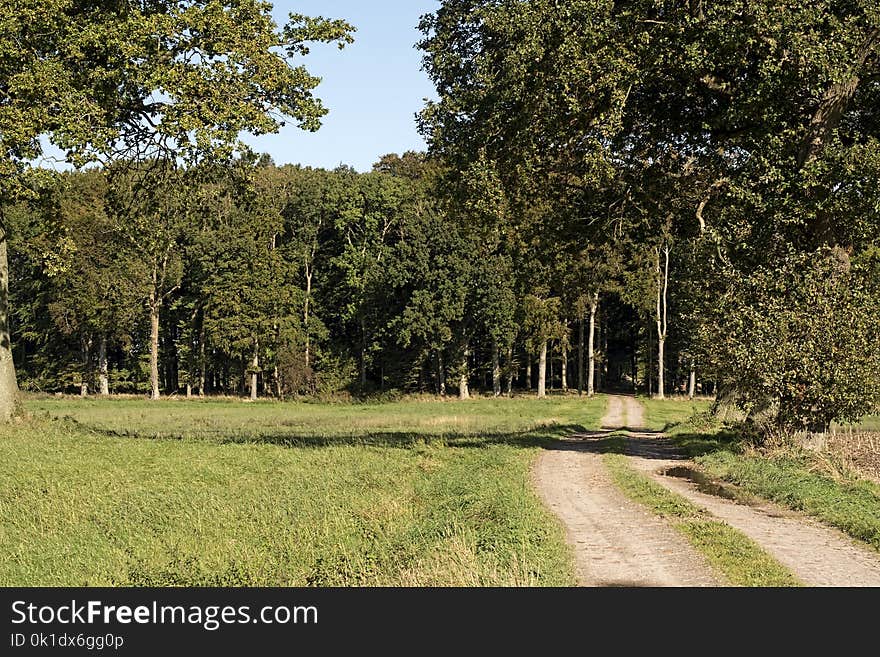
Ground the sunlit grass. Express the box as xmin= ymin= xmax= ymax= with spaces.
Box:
xmin=0 ymin=395 xmax=605 ymax=586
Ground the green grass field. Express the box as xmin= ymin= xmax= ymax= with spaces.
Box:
xmin=1 ymin=395 xmax=604 ymax=586
xmin=855 ymin=416 xmax=880 ymax=432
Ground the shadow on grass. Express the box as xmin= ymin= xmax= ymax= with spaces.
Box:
xmin=58 ymin=417 xmax=593 ymax=451
xmin=533 ymin=425 xmax=745 ymax=464
xmin=671 ymin=430 xmax=742 ymax=458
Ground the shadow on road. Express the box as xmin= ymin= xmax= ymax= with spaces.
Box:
xmin=543 ymin=427 xmax=690 ymax=462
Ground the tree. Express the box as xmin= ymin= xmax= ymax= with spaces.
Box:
xmin=0 ymin=0 xmax=354 ymax=414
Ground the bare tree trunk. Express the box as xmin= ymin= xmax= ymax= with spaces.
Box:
xmin=459 ymin=344 xmax=470 ymax=400
xmin=149 ymin=299 xmax=160 ymax=400
xmin=602 ymin=307 xmax=608 ymax=390
xmin=578 ymin=316 xmax=585 ymax=396
xmin=360 ymin=318 xmax=367 ymax=391
xmin=186 ymin=383 xmax=192 ymax=399
xmin=655 ymin=244 xmax=670 ymax=400
xmin=537 ymin=341 xmax=547 ymax=398
xmin=98 ymin=335 xmax=109 ymax=395
xmin=657 ymin=338 xmax=666 ymax=400
xmin=80 ymin=335 xmax=91 ymax=397
xmin=304 ymin=259 xmax=312 ymax=370
xmin=0 ymin=236 xmax=19 ymax=420
xmin=588 ymin=293 xmax=598 ymax=397
xmin=526 ymin=356 xmax=532 ymax=392
xmin=688 ymin=361 xmax=697 ymax=400
xmin=198 ymin=322 xmax=206 ymax=397
xmin=250 ymin=341 xmax=259 ymax=401
xmin=492 ymin=341 xmax=501 ymax=397
xmin=505 ymin=346 xmax=514 ymax=397
xmin=560 ymin=321 xmax=570 ymax=392
xmin=438 ymin=351 xmax=446 ymax=397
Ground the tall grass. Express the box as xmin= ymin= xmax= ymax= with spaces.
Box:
xmin=0 ymin=396 xmax=605 ymax=586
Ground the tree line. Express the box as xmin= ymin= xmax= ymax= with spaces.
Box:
xmin=10 ymin=152 xmax=692 ymax=402
xmin=415 ymin=0 xmax=880 ymax=434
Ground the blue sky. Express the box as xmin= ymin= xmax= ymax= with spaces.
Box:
xmin=242 ymin=1 xmax=440 ymax=172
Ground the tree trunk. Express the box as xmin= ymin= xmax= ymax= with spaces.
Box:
xmin=0 ymin=237 xmax=18 ymax=420
xmin=304 ymin=259 xmax=312 ymax=370
xmin=492 ymin=342 xmax=501 ymax=397
xmin=588 ymin=293 xmax=598 ymax=397
xmin=149 ymin=298 xmax=160 ymax=400
xmin=80 ymin=336 xmax=91 ymax=397
xmin=578 ymin=316 xmax=585 ymax=396
xmin=459 ymin=344 xmax=470 ymax=400
xmin=602 ymin=307 xmax=608 ymax=390
xmin=186 ymin=383 xmax=192 ymax=399
xmin=505 ymin=346 xmax=514 ymax=397
xmin=797 ymin=28 xmax=880 ymax=171
xmin=98 ymin=335 xmax=109 ymax=395
xmin=657 ymin=338 xmax=666 ymax=400
xmin=561 ymin=343 xmax=568 ymax=392
xmin=250 ymin=342 xmax=259 ymax=401
xmin=537 ymin=341 xmax=547 ymax=398
xmin=655 ymin=244 xmax=670 ymax=400
xmin=438 ymin=351 xmax=446 ymax=397
xmin=198 ymin=324 xmax=206 ymax=397
xmin=688 ymin=361 xmax=697 ymax=400
xmin=526 ymin=356 xmax=532 ymax=392
xmin=360 ymin=318 xmax=367 ymax=391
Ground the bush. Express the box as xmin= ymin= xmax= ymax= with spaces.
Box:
xmin=705 ymin=249 xmax=880 ymax=433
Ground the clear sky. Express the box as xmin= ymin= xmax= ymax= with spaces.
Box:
xmin=242 ymin=1 xmax=441 ymax=172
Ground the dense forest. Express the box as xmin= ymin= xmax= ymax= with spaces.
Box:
xmin=9 ymin=152 xmax=674 ymax=402
xmin=3 ymin=1 xmax=880 ymax=437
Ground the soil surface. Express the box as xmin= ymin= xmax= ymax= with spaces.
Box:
xmin=535 ymin=394 xmax=880 ymax=587
xmin=533 ymin=396 xmax=719 ymax=586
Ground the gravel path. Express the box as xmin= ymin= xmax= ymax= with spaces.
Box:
xmin=627 ymin=443 xmax=880 ymax=587
xmin=532 ymin=396 xmax=719 ymax=586
xmin=535 ymin=394 xmax=880 ymax=587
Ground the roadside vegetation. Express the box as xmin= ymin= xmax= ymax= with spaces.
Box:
xmin=0 ymin=396 xmax=604 ymax=587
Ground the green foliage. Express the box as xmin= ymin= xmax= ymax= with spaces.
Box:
xmin=703 ymin=250 xmax=880 ymax=432
xmin=420 ymin=0 xmax=880 ymax=428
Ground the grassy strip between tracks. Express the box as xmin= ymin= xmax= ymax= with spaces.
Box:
xmin=600 ymin=436 xmax=800 ymax=587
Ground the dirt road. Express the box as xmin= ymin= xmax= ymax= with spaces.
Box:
xmin=533 ymin=397 xmax=719 ymax=586
xmin=537 ymin=393 xmax=880 ymax=587
xmin=600 ymin=394 xmax=646 ymax=431
xmin=626 ymin=439 xmax=880 ymax=587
